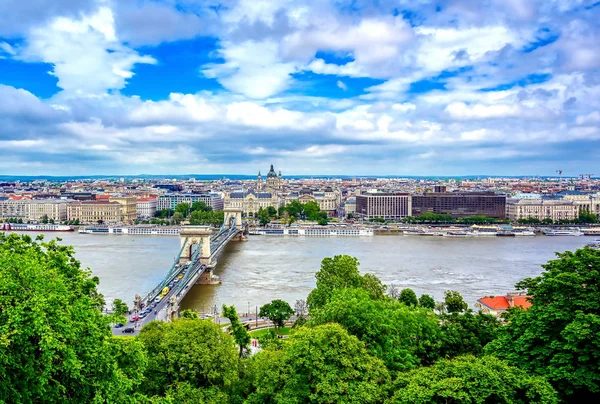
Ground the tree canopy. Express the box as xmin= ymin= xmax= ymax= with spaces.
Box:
xmin=259 ymin=299 xmax=294 ymax=328
xmin=0 ymin=233 xmax=145 ymax=403
xmin=246 ymin=324 xmax=390 ymax=404
xmin=487 ymin=247 xmax=600 ymax=400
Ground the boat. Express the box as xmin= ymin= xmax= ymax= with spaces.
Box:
xmin=497 ymin=230 xmax=516 ymax=237
xmin=249 ymin=225 xmax=373 ymax=237
xmin=582 ymin=228 xmax=600 ymax=236
xmin=1 ymin=223 xmax=74 ymax=232
xmin=79 ymin=226 xmax=180 ymax=236
xmin=541 ymin=228 xmax=583 ymax=236
xmin=586 ymin=239 xmax=600 ymax=249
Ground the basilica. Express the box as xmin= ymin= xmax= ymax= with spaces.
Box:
xmin=257 ymin=164 xmax=282 ymax=192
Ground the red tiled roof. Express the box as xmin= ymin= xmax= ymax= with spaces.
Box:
xmin=478 ymin=296 xmax=509 ymax=310
xmin=513 ymin=296 xmax=532 ymax=309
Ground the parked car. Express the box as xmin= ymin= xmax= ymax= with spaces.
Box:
xmin=122 ymin=327 xmax=135 ymax=333
xmin=114 ymin=323 xmax=124 ymax=328
xmin=129 ymin=316 xmax=139 ymax=322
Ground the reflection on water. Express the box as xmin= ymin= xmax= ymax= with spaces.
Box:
xmin=8 ymin=231 xmax=594 ymax=312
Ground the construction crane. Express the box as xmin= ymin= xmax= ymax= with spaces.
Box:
xmin=556 ymin=170 xmax=563 ymax=182
xmin=579 ymin=174 xmax=594 ymax=180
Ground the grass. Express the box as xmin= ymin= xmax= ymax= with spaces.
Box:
xmin=249 ymin=326 xmax=291 ymax=338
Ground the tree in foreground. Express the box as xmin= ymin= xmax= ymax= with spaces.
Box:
xmin=0 ymin=233 xmax=145 ymax=403
xmin=112 ymin=297 xmax=129 ymax=316
xmin=247 ymin=324 xmax=390 ymax=404
xmin=259 ymin=299 xmax=294 ymax=328
xmin=310 ymin=288 xmax=441 ymax=372
xmin=444 ymin=290 xmax=469 ymax=313
xmin=487 ymin=248 xmax=600 ymax=400
xmin=223 ymin=304 xmax=251 ymax=357
xmin=388 ymin=355 xmax=558 ymax=403
xmin=399 ymin=288 xmax=418 ymax=307
xmin=418 ymin=294 xmax=435 ymax=310
xmin=439 ymin=310 xmax=500 ymax=358
xmin=137 ymin=318 xmax=238 ymax=398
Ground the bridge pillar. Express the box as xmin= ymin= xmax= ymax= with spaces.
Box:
xmin=224 ymin=207 xmax=243 ymax=229
xmin=179 ymin=226 xmax=212 ymax=265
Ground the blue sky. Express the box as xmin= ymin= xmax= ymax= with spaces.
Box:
xmin=0 ymin=0 xmax=599 ymax=176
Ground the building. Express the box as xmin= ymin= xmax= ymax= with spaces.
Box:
xmin=506 ymin=199 xmax=579 ymax=221
xmin=257 ymin=164 xmax=282 ymax=192
xmin=109 ymin=196 xmax=137 ymax=223
xmin=137 ymin=197 xmax=157 ymax=218
xmin=224 ymin=190 xmax=279 ymax=217
xmin=0 ymin=198 xmax=27 ymax=219
xmin=284 ymin=187 xmax=342 ymax=216
xmin=356 ymin=193 xmax=411 ymax=220
xmin=345 ymin=197 xmax=356 ymax=218
xmin=25 ymin=199 xmax=69 ymax=222
xmin=412 ymin=192 xmax=506 ymax=218
xmin=157 ymin=193 xmax=224 ymax=211
xmin=475 ymin=292 xmax=532 ymax=317
xmin=67 ymin=201 xmax=122 ymax=224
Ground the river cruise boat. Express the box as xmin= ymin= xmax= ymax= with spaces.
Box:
xmin=582 ymin=228 xmax=600 ymax=236
xmin=1 ymin=223 xmax=74 ymax=232
xmin=250 ymin=225 xmax=373 ymax=237
xmin=79 ymin=226 xmax=180 ymax=236
xmin=541 ymin=227 xmax=583 ymax=236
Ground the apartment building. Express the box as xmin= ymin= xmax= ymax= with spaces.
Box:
xmin=136 ymin=197 xmax=157 ymax=218
xmin=412 ymin=192 xmax=507 ymax=218
xmin=67 ymin=201 xmax=122 ymax=224
xmin=109 ymin=196 xmax=138 ymax=223
xmin=157 ymin=193 xmax=224 ymax=211
xmin=506 ymin=199 xmax=579 ymax=221
xmin=356 ymin=193 xmax=411 ymax=219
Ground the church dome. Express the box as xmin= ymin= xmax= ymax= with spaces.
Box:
xmin=267 ymin=164 xmax=277 ymax=178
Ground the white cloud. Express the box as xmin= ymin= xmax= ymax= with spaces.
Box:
xmin=336 ymin=80 xmax=347 ymax=91
xmin=576 ymin=111 xmax=600 ymax=125
xmin=20 ymin=6 xmax=155 ymax=95
xmin=0 ymin=41 xmax=16 ymax=56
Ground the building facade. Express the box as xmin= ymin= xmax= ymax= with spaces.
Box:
xmin=412 ymin=192 xmax=507 ymax=218
xmin=25 ymin=199 xmax=68 ymax=222
xmin=109 ymin=196 xmax=138 ymax=223
xmin=67 ymin=201 xmax=122 ymax=224
xmin=157 ymin=193 xmax=224 ymax=211
xmin=506 ymin=199 xmax=579 ymax=221
xmin=356 ymin=193 xmax=411 ymax=219
xmin=136 ymin=197 xmax=157 ymax=218
xmin=284 ymin=188 xmax=341 ymax=216
xmin=0 ymin=198 xmax=28 ymax=219
xmin=224 ymin=190 xmax=279 ymax=217
xmin=257 ymin=164 xmax=282 ymax=192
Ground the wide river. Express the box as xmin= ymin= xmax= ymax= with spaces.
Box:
xmin=8 ymin=231 xmax=596 ymax=313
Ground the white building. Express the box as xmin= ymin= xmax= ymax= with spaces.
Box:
xmin=136 ymin=197 xmax=157 ymax=218
xmin=0 ymin=198 xmax=69 ymax=222
xmin=157 ymin=193 xmax=224 ymax=211
xmin=224 ymin=190 xmax=280 ymax=217
xmin=284 ymin=188 xmax=341 ymax=215
xmin=506 ymin=199 xmax=579 ymax=221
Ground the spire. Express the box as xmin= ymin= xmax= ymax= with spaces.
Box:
xmin=278 ymin=170 xmax=282 ymax=177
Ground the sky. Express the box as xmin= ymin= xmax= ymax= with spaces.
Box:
xmin=0 ymin=0 xmax=599 ymax=176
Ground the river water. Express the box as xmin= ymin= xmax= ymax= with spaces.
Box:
xmin=7 ymin=231 xmax=596 ymax=313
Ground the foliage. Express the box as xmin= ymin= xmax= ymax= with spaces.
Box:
xmin=0 ymin=233 xmax=145 ymax=403
xmin=487 ymin=247 xmax=600 ymax=399
xmin=310 ymin=288 xmax=442 ymax=372
xmin=257 ymin=207 xmax=271 ymax=226
xmin=189 ymin=210 xmax=224 ymax=227
xmin=317 ymin=218 xmax=328 ymax=225
xmin=180 ymin=309 xmax=199 ymax=319
xmin=279 ymin=200 xmax=327 ymax=221
xmin=399 ymin=288 xmax=419 ymax=307
xmin=438 ymin=311 xmax=500 ymax=358
xmin=112 ymin=298 xmax=130 ymax=317
xmin=387 ymin=284 xmax=400 ymax=299
xmin=388 ymin=355 xmax=558 ymax=403
xmin=444 ymin=290 xmax=469 ymax=314
xmin=155 ymin=209 xmax=174 ymax=218
xmin=246 ymin=324 xmax=390 ymax=404
xmin=259 ymin=299 xmax=294 ymax=328
xmin=150 ymin=382 xmax=230 ymax=404
xmin=174 ymin=202 xmax=191 ymax=218
xmin=292 ymin=316 xmax=308 ymax=328
xmin=418 ymin=294 xmax=436 ymax=310
xmin=137 ymin=318 xmax=239 ymax=397
xmin=191 ymin=201 xmax=212 ymax=213
xmin=222 ymin=304 xmax=251 ymax=357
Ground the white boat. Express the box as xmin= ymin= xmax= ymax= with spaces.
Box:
xmin=79 ymin=226 xmax=180 ymax=236
xmin=542 ymin=228 xmax=583 ymax=236
xmin=250 ymin=226 xmax=373 ymax=237
xmin=2 ymin=223 xmax=74 ymax=232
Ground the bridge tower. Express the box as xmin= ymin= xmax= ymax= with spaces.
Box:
xmin=223 ymin=207 xmax=243 ymax=228
xmin=179 ymin=226 xmax=212 ymax=265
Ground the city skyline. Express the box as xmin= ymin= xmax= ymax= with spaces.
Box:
xmin=1 ymin=0 xmax=599 ymax=176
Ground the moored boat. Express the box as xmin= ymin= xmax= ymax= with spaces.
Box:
xmin=1 ymin=223 xmax=74 ymax=232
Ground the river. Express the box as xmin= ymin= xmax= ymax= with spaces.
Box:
xmin=6 ymin=231 xmax=595 ymax=313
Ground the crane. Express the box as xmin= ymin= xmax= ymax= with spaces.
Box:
xmin=556 ymin=170 xmax=562 ymax=182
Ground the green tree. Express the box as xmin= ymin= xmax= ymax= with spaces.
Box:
xmin=259 ymin=299 xmax=294 ymax=328
xmin=222 ymin=304 xmax=251 ymax=358
xmin=487 ymin=248 xmax=600 ymax=400
xmin=310 ymin=288 xmax=441 ymax=372
xmin=112 ymin=297 xmax=129 ymax=317
xmin=307 ymin=255 xmax=363 ymax=311
xmin=266 ymin=206 xmax=277 ymax=217
xmin=361 ymin=273 xmax=387 ymax=300
xmin=246 ymin=324 xmax=390 ymax=404
xmin=317 ymin=218 xmax=328 ymax=226
xmin=137 ymin=318 xmax=238 ymax=397
xmin=444 ymin=290 xmax=469 ymax=314
xmin=388 ymin=355 xmax=558 ymax=403
xmin=49 ymin=218 xmax=55 ymax=224
xmin=191 ymin=201 xmax=212 ymax=213
xmin=41 ymin=214 xmax=49 ymax=223
xmin=0 ymin=233 xmax=146 ymax=402
xmin=174 ymin=202 xmax=191 ymax=218
xmin=284 ymin=200 xmax=304 ymax=218
xmin=439 ymin=310 xmax=500 ymax=358
xmin=303 ymin=200 xmax=321 ymax=221
xmin=172 ymin=211 xmax=184 ymax=224
xmin=418 ymin=294 xmax=436 ymax=310
xmin=399 ymin=288 xmax=419 ymax=307
xmin=180 ymin=309 xmax=199 ymax=319
xmin=257 ymin=207 xmax=270 ymax=226
xmin=577 ymin=209 xmax=598 ymax=223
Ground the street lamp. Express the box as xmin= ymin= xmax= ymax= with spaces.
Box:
xmin=247 ymin=301 xmax=250 ymax=317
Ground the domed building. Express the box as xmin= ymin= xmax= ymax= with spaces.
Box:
xmin=257 ymin=164 xmax=282 ymax=192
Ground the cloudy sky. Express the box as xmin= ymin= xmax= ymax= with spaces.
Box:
xmin=1 ymin=0 xmax=599 ymax=176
